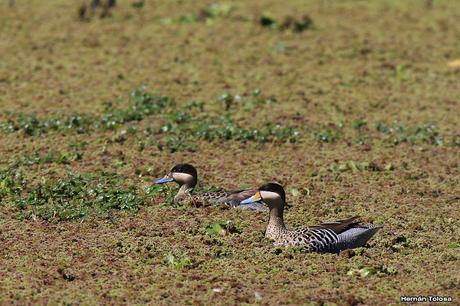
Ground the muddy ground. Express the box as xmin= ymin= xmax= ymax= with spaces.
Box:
xmin=0 ymin=0 xmax=459 ymax=305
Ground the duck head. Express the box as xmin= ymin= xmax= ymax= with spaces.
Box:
xmin=154 ymin=163 xmax=198 ymax=188
xmin=240 ymin=182 xmax=286 ymax=209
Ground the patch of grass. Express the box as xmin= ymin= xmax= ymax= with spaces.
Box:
xmin=131 ymin=1 xmax=144 ymax=10
xmin=0 ymin=169 xmax=27 ymax=199
xmin=0 ymin=114 xmax=92 ymax=136
xmin=200 ymin=3 xmax=232 ymax=20
xmin=395 ymin=64 xmax=409 ymax=79
xmin=315 ymin=127 xmax=341 ymax=143
xmin=2 ymin=87 xmax=454 ymax=150
xmin=354 ymin=135 xmax=370 ymax=145
xmin=1 ymin=87 xmax=298 ymax=149
xmin=329 ymin=160 xmax=388 ymax=173
xmin=68 ymin=139 xmax=88 ymax=150
xmin=259 ymin=13 xmax=314 ymax=32
xmin=162 ymin=3 xmax=232 ymax=25
xmin=1 ymin=171 xmax=147 ymax=222
xmin=12 ymin=150 xmax=83 ymax=167
xmin=218 ymin=89 xmax=275 ymax=111
xmin=205 ymin=220 xmax=240 ymax=236
xmin=156 ymin=136 xmax=196 ymax=153
xmin=185 ymin=117 xmax=300 ymax=143
xmin=144 ymin=184 xmax=176 ymax=206
xmin=453 ymin=136 xmax=460 ymax=147
xmin=376 ymin=122 xmax=444 ymax=146
xmin=166 ymin=253 xmax=195 ymax=270
xmin=153 ymin=108 xmax=300 ymax=148
xmin=347 ymin=265 xmax=397 ymax=278
xmin=100 ymin=86 xmax=175 ymax=130
xmin=352 ymin=119 xmax=367 ymax=130
xmin=0 ymin=86 xmax=173 ymax=135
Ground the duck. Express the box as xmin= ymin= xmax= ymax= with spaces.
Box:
xmin=154 ymin=163 xmax=267 ymax=211
xmin=240 ymin=182 xmax=381 ymax=253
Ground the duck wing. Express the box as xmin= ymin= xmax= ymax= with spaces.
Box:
xmin=311 ymin=216 xmax=362 ymax=234
xmin=284 ymin=216 xmax=381 ymax=253
xmin=334 ymin=223 xmax=382 ymax=251
xmin=219 ymin=189 xmax=257 ymax=202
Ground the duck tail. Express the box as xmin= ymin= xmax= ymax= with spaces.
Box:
xmin=335 ymin=223 xmax=382 ymax=251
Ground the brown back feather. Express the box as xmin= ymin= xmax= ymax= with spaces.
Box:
xmin=224 ymin=189 xmax=258 ymax=202
xmin=312 ymin=216 xmax=361 ymax=234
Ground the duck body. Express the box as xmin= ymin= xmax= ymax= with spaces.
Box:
xmin=155 ymin=163 xmax=267 ymax=211
xmin=241 ymin=183 xmax=381 ymax=253
xmin=266 ymin=215 xmax=381 ymax=253
xmin=178 ymin=187 xmax=267 ymax=211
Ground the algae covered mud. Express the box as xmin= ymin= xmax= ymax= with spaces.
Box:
xmin=0 ymin=0 xmax=459 ymax=304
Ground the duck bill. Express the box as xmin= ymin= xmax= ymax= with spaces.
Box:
xmin=154 ymin=176 xmax=174 ymax=184
xmin=240 ymin=192 xmax=262 ymax=205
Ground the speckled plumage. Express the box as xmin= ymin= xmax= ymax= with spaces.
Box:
xmin=180 ymin=189 xmax=267 ymax=211
xmin=154 ymin=163 xmax=267 ymax=211
xmin=241 ymin=183 xmax=381 ymax=253
xmin=267 ymin=216 xmax=381 ymax=253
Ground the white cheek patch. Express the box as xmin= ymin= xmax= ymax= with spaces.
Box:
xmin=260 ymin=191 xmax=281 ymax=202
xmin=172 ymin=172 xmax=194 ymax=184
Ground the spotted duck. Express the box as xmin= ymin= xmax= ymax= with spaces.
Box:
xmin=154 ymin=163 xmax=267 ymax=211
xmin=240 ymin=182 xmax=381 ymax=253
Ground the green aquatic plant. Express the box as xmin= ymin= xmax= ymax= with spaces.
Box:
xmin=217 ymin=89 xmax=274 ymax=111
xmin=315 ymin=128 xmax=340 ymax=143
xmin=328 ymin=161 xmax=390 ymax=173
xmin=201 ymin=3 xmax=232 ymax=19
xmin=376 ymin=122 xmax=444 ymax=145
xmin=187 ymin=117 xmax=299 ymax=143
xmin=144 ymin=184 xmax=175 ymax=206
xmin=0 ymin=86 xmax=173 ymax=135
xmin=157 ymin=136 xmax=196 ymax=153
xmin=12 ymin=150 xmax=83 ymax=167
xmin=0 ymin=113 xmax=92 ymax=135
xmin=205 ymin=220 xmax=240 ymax=236
xmin=99 ymin=86 xmax=175 ymax=129
xmin=260 ymin=13 xmax=314 ymax=32
xmin=2 ymin=87 xmax=453 ymax=153
xmin=260 ymin=13 xmax=277 ymax=28
xmin=279 ymin=15 xmax=314 ymax=33
xmin=163 ymin=3 xmax=232 ymax=25
xmin=166 ymin=253 xmax=194 ymax=270
xmin=0 ymin=169 xmax=27 ymax=199
xmin=153 ymin=109 xmax=300 ymax=150
xmin=2 ymin=171 xmax=146 ymax=222
xmin=352 ymin=119 xmax=367 ymax=129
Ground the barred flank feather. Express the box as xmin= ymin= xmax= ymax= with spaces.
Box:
xmin=270 ymin=218 xmax=381 ymax=253
xmin=184 ymin=190 xmax=267 ymax=211
xmin=254 ymin=183 xmax=381 ymax=253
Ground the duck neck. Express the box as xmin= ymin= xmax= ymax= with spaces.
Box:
xmin=174 ymin=183 xmax=194 ymax=203
xmin=266 ymin=202 xmax=287 ymax=240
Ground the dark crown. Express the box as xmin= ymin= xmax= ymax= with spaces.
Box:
xmin=259 ymin=182 xmax=286 ymax=203
xmin=170 ymin=163 xmax=197 ymax=178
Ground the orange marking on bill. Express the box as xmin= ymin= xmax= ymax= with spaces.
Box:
xmin=252 ymin=192 xmax=262 ymax=201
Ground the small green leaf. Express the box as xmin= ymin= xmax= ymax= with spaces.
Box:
xmin=206 ymin=222 xmax=224 ymax=236
xmin=384 ymin=163 xmax=395 ymax=171
xmin=290 ymin=188 xmax=301 ymax=197
xmin=359 ymin=267 xmax=376 ymax=277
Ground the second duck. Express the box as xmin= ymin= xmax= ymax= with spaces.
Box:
xmin=154 ymin=163 xmax=267 ymax=211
